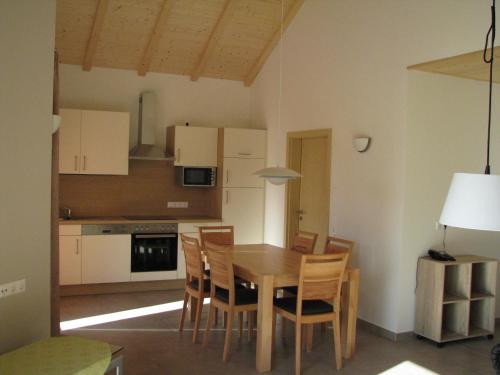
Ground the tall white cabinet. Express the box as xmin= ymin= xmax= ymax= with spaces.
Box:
xmin=222 ymin=128 xmax=266 ymax=244
xmin=59 ymin=108 xmax=130 ymax=175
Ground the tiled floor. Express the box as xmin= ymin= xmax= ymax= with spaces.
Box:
xmin=60 ymin=291 xmax=496 ymax=374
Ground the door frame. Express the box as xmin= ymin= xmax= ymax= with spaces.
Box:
xmin=284 ymin=129 xmax=332 ymax=248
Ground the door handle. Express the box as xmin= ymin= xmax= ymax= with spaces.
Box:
xmin=238 ymin=152 xmax=252 ymax=156
xmin=74 ymin=155 xmax=78 ymax=171
xmin=76 ymin=238 xmax=80 ymax=255
xmin=226 ymin=169 xmax=229 ymax=184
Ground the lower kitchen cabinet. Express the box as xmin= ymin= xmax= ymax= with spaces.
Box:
xmin=82 ymin=235 xmax=131 ymax=284
xmin=222 ymin=188 xmax=264 ymax=244
xmin=59 ymin=235 xmax=82 ymax=286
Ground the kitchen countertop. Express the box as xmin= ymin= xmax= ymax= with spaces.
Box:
xmin=58 ymin=216 xmax=222 ymax=225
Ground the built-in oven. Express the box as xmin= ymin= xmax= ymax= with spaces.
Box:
xmin=131 ymin=233 xmax=178 ymax=273
xmin=176 ymin=166 xmax=216 ymax=187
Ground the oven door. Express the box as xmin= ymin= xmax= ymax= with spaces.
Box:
xmin=131 ymin=233 xmax=178 ymax=273
xmin=180 ymin=167 xmax=215 ymax=187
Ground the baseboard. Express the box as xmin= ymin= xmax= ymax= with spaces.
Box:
xmin=60 ymin=279 xmax=185 ymax=296
xmin=357 ymin=319 xmax=414 ymax=342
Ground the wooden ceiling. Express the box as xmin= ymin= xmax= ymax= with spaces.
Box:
xmin=408 ymin=47 xmax=500 ymax=84
xmin=56 ymin=0 xmax=304 ymax=86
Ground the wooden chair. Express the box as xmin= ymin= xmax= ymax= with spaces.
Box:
xmin=291 ymin=230 xmax=318 ymax=254
xmin=198 ymin=225 xmax=234 ymax=250
xmin=324 ymin=236 xmax=354 ymax=259
xmin=179 ymin=234 xmax=210 ymax=343
xmin=203 ymin=241 xmax=258 ymax=362
xmin=273 ymin=253 xmax=348 ymax=374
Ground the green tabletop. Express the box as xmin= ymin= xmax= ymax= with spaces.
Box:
xmin=0 ymin=336 xmax=111 ymax=375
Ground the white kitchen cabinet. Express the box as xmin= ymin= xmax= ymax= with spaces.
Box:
xmin=222 ymin=188 xmax=264 ymax=244
xmin=223 ymin=128 xmax=266 ymax=158
xmin=82 ymin=235 xmax=131 ymax=284
xmin=167 ymin=125 xmax=218 ymax=167
xmin=59 ymin=109 xmax=82 ymax=174
xmin=59 ymin=109 xmax=130 ymax=175
xmin=59 ymin=235 xmax=82 ymax=285
xmin=223 ymin=158 xmax=265 ymax=188
xmin=80 ymin=110 xmax=130 ymax=175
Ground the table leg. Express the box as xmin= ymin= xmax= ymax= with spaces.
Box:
xmin=341 ymin=269 xmax=359 ymax=359
xmin=256 ymin=275 xmax=274 ymax=373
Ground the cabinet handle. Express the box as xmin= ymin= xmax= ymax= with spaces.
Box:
xmin=76 ymin=238 xmax=80 ymax=255
xmin=238 ymin=152 xmax=252 ymax=156
xmin=225 ymin=190 xmax=229 ymax=204
xmin=176 ymin=148 xmax=181 ymax=163
xmin=74 ymin=155 xmax=78 ymax=171
xmin=83 ymin=155 xmax=87 ymax=171
xmin=226 ymin=169 xmax=229 ymax=184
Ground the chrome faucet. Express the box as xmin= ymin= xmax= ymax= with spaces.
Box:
xmin=62 ymin=207 xmax=72 ymax=220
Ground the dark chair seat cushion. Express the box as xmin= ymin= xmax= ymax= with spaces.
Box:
xmin=283 ymin=286 xmax=298 ymax=295
xmin=189 ymin=278 xmax=211 ymax=292
xmin=215 ymin=286 xmax=258 ymax=306
xmin=273 ymin=297 xmax=334 ymax=315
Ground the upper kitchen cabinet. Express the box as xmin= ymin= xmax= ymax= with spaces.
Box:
xmin=223 ymin=128 xmax=266 ymax=158
xmin=166 ymin=125 xmax=218 ymax=167
xmin=59 ymin=109 xmax=130 ymax=175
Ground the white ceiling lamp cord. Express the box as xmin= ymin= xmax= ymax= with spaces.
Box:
xmin=254 ymin=0 xmax=302 ymax=185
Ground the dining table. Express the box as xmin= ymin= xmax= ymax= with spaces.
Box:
xmin=226 ymin=243 xmax=360 ymax=373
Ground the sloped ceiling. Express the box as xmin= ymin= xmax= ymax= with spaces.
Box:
xmin=56 ymin=0 xmax=304 ymax=86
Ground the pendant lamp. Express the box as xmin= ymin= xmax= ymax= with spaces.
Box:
xmin=439 ymin=0 xmax=500 ymax=232
xmin=255 ymin=0 xmax=301 ymax=185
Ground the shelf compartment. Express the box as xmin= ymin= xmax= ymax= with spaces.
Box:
xmin=469 ymin=298 xmax=494 ymax=334
xmin=470 ymin=291 xmax=495 ymax=301
xmin=443 ymin=294 xmax=468 ymax=304
xmin=471 ymin=262 xmax=497 ymax=297
xmin=444 ymin=264 xmax=470 ymax=301
xmin=441 ymin=301 xmax=468 ymax=341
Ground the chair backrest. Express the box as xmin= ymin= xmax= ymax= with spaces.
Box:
xmin=181 ymin=234 xmax=204 ymax=283
xmin=324 ymin=236 xmax=354 ymax=262
xmin=291 ymin=231 xmax=318 ymax=254
xmin=198 ymin=226 xmax=234 ymax=250
xmin=204 ymin=241 xmax=235 ymax=304
xmin=296 ymin=253 xmax=348 ymax=315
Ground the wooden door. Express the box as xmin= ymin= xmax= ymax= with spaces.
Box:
xmin=298 ymin=137 xmax=329 ymax=252
xmin=59 ymin=109 xmax=81 ymax=174
xmin=80 ymin=110 xmax=129 ymax=175
xmin=223 ymin=128 xmax=266 ymax=158
xmin=81 ymin=235 xmax=131 ymax=284
xmin=174 ymin=126 xmax=218 ymax=167
xmin=223 ymin=158 xmax=265 ymax=188
xmin=222 ymin=188 xmax=264 ymax=244
xmin=59 ymin=235 xmax=81 ymax=285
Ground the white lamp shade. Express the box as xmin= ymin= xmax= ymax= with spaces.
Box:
xmin=52 ymin=114 xmax=62 ymax=134
xmin=439 ymin=173 xmax=500 ymax=231
xmin=353 ymin=137 xmax=370 ymax=152
xmin=254 ymin=166 xmax=301 ymax=185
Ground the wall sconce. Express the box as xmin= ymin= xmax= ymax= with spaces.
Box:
xmin=353 ymin=137 xmax=371 ymax=153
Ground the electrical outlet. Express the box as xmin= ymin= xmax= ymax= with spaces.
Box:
xmin=0 ymin=279 xmax=26 ymax=299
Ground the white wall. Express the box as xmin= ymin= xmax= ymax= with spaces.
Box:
xmin=250 ymin=0 xmax=494 ymax=333
xmin=59 ymin=65 xmax=252 ymax=149
xmin=0 ymin=0 xmax=55 ymax=352
xmin=400 ymin=71 xmax=500 ymax=332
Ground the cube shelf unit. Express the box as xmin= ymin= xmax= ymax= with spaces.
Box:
xmin=415 ymin=255 xmax=497 ymax=346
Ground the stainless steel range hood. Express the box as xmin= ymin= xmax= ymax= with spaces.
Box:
xmin=129 ymin=92 xmax=174 ymax=161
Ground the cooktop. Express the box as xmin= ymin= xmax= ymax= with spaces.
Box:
xmin=124 ymin=215 xmax=177 ymax=221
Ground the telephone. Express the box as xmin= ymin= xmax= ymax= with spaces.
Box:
xmin=428 ymin=249 xmax=456 ymax=262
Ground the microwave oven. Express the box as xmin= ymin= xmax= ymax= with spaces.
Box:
xmin=176 ymin=167 xmax=216 ymax=187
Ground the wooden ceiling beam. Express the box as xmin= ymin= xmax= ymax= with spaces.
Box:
xmin=83 ymin=0 xmax=110 ymax=71
xmin=243 ymin=0 xmax=304 ymax=87
xmin=138 ymin=0 xmax=174 ymax=76
xmin=190 ymin=0 xmax=237 ymax=81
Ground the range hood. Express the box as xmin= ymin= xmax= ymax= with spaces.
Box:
xmin=129 ymin=92 xmax=174 ymax=161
